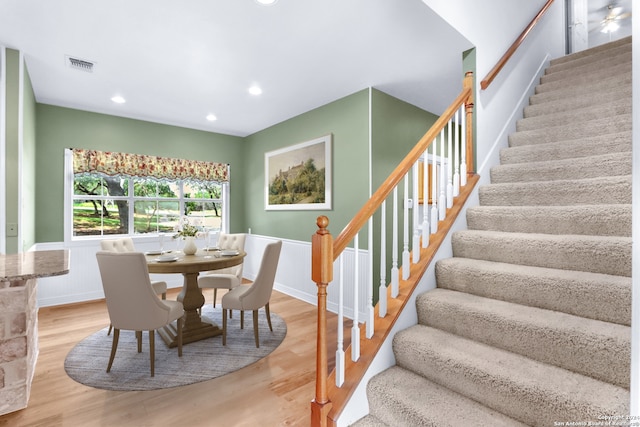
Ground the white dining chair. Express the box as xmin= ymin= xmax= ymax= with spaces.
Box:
xmin=96 ymin=251 xmax=184 ymax=377
xmin=221 ymin=240 xmax=282 ymax=348
xmin=198 ymin=233 xmax=246 ymax=309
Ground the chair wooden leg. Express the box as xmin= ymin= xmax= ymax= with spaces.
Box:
xmin=107 ymin=329 xmax=119 ymax=373
xmin=265 ymin=303 xmax=273 ymax=332
xmin=213 ymin=289 xmax=217 ymax=308
xmin=253 ymin=309 xmax=259 ymax=348
xmin=107 ymin=324 xmax=112 ymax=336
xmin=149 ymin=330 xmax=155 ymax=377
xmin=136 ymin=331 xmax=142 ymax=353
xmin=177 ymin=316 xmax=183 ymax=357
xmin=161 ymin=292 xmax=166 ymax=300
xmin=240 ymin=310 xmax=244 ymax=329
xmin=229 ymin=309 xmax=233 ymax=319
xmin=222 ymin=308 xmax=227 ymax=346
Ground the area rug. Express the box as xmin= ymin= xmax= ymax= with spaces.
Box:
xmin=64 ymin=304 xmax=287 ymax=391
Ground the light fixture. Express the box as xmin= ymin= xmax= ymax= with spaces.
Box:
xmin=255 ymin=0 xmax=277 ymax=5
xmin=206 ymin=114 xmax=217 ymax=122
xmin=601 ymin=20 xmax=620 ymax=33
xmin=111 ymin=95 xmax=126 ymax=104
xmin=248 ymin=85 xmax=263 ymax=96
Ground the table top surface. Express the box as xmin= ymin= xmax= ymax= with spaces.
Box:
xmin=145 ymin=249 xmax=245 ymax=274
xmin=0 ymin=250 xmax=70 ymax=282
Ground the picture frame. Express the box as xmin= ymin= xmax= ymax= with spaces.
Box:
xmin=265 ymin=134 xmax=332 ymax=210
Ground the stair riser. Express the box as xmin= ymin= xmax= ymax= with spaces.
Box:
xmin=435 ymin=258 xmax=632 ymax=326
xmin=452 ymin=231 xmax=631 ymax=277
xmin=524 ymin=87 xmax=630 ymax=118
xmin=529 ymin=74 xmax=632 ymax=105
xmin=516 ymin=101 xmax=631 ymax=132
xmin=541 ymin=51 xmax=631 ymax=84
xmin=545 ymin=42 xmax=631 ymax=74
xmin=535 ymin=63 xmax=631 ymax=94
xmin=394 ymin=326 xmax=629 ymax=426
xmin=508 ymin=116 xmax=631 ymax=147
xmin=416 ymin=290 xmax=630 ymax=388
xmin=466 ymin=205 xmax=632 ymax=237
xmin=503 ymin=132 xmax=631 ymax=163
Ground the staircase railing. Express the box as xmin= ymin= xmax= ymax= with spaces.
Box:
xmin=480 ymin=0 xmax=555 ymax=90
xmin=310 ymin=72 xmax=477 ymax=427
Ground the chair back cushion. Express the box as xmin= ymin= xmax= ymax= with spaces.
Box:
xmin=236 ymin=240 xmax=282 ymax=309
xmin=96 ymin=251 xmax=173 ymax=330
xmin=215 ymin=233 xmax=246 ymax=279
xmin=100 ymin=237 xmax=136 ymax=252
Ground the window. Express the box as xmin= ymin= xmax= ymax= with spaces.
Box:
xmin=65 ymin=149 xmax=229 ymax=239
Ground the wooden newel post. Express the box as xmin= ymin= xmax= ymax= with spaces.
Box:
xmin=310 ymin=216 xmax=333 ymax=427
xmin=463 ymin=71 xmax=475 ymax=176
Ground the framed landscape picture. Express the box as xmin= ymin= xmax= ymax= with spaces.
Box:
xmin=265 ymin=134 xmax=332 ymax=210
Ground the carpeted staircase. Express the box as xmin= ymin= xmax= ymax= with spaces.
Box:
xmin=352 ymin=36 xmax=632 ymax=426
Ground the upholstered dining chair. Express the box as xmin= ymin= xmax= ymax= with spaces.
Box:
xmin=198 ymin=233 xmax=246 ymax=309
xmin=96 ymin=251 xmax=184 ymax=377
xmin=221 ymin=240 xmax=282 ymax=348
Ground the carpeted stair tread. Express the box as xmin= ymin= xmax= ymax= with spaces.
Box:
xmin=544 ymin=41 xmax=631 ymax=75
xmin=507 ymin=115 xmax=631 ymax=147
xmin=466 ymin=204 xmax=632 ymax=237
xmin=548 ymin=36 xmax=630 ymax=66
xmin=435 ymin=257 xmax=631 ymax=326
xmin=416 ymin=288 xmax=630 ymax=388
xmin=393 ymin=325 xmax=629 ymax=426
xmin=524 ymin=86 xmax=630 ymax=118
xmin=516 ymin=97 xmax=631 ymax=131
xmin=478 ymin=175 xmax=631 ymax=207
xmin=363 ymin=366 xmax=528 ymax=427
xmin=504 ymin=131 xmax=631 ymax=162
xmin=529 ymin=73 xmax=631 ymax=105
xmin=490 ymin=152 xmax=631 ymax=183
xmin=451 ymin=229 xmax=631 ymax=277
xmin=534 ymin=62 xmax=630 ymax=94
xmin=540 ymin=49 xmax=631 ymax=84
xmin=350 ymin=415 xmax=390 ymax=427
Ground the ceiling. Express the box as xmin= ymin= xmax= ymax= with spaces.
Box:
xmin=0 ymin=0 xmax=472 ymax=137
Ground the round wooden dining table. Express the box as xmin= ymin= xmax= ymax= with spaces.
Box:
xmin=146 ymin=249 xmax=246 ymax=347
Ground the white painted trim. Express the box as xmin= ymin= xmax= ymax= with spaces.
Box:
xmin=17 ymin=51 xmax=24 ymax=251
xmin=63 ymin=149 xmax=73 ymax=242
xmin=0 ymin=46 xmax=6 ymax=253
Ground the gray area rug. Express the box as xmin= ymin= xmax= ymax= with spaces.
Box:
xmin=64 ymin=305 xmax=286 ymax=391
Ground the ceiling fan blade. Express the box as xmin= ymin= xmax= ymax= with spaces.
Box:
xmin=616 ymin=12 xmax=631 ymax=20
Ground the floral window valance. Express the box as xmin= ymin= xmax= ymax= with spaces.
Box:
xmin=72 ymin=148 xmax=229 ymax=183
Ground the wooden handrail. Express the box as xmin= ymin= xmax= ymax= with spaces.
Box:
xmin=333 ymin=73 xmax=473 ymax=258
xmin=480 ymin=0 xmax=555 ymax=90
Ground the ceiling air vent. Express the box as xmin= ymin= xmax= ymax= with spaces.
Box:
xmin=65 ymin=55 xmax=95 ymax=72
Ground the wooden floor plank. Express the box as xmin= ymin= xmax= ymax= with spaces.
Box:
xmin=0 ymin=288 xmax=335 ymax=427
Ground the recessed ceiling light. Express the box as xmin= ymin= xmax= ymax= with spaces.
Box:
xmin=111 ymin=95 xmax=126 ymax=104
xmin=248 ymin=85 xmax=263 ymax=96
xmin=255 ymin=0 xmax=277 ymax=5
xmin=206 ymin=114 xmax=217 ymax=121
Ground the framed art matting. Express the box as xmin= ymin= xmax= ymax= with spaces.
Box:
xmin=265 ymin=134 xmax=332 ymax=210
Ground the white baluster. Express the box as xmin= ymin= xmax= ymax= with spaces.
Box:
xmin=430 ymin=143 xmax=438 ymax=234
xmin=446 ymin=120 xmax=453 ymax=209
xmin=366 ymin=218 xmax=374 ymax=339
xmin=439 ymin=129 xmax=446 ymax=220
xmin=412 ymin=162 xmax=420 ymax=264
xmin=379 ymin=201 xmax=387 ymax=318
xmin=391 ymin=187 xmax=399 ymax=298
xmin=461 ymin=104 xmax=467 ymax=187
xmin=335 ymin=254 xmax=345 ymax=387
xmin=453 ymin=107 xmax=461 ymax=197
xmin=352 ymin=234 xmax=360 ymax=361
xmin=402 ymin=175 xmax=410 ymax=280
xmin=422 ymin=155 xmax=429 ymax=248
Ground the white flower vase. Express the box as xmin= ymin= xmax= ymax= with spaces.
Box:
xmin=183 ymin=236 xmax=198 ymax=255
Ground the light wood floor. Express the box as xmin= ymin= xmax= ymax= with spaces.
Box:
xmin=0 ymin=288 xmax=340 ymax=427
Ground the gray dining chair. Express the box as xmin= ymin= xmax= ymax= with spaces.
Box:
xmin=96 ymin=251 xmax=184 ymax=377
xmin=221 ymin=240 xmax=282 ymax=348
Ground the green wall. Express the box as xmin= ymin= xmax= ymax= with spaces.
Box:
xmin=35 ymin=105 xmax=245 ymax=242
xmin=243 ymin=89 xmax=370 ymax=243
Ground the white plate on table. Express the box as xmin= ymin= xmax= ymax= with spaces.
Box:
xmin=220 ymin=250 xmax=239 ymax=257
xmin=156 ymin=255 xmax=179 ymax=263
xmin=145 ymin=250 xmax=163 ymax=256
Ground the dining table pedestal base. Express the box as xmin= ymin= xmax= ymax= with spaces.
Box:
xmin=158 ymin=310 xmax=222 ymax=348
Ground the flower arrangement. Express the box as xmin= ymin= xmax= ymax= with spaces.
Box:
xmin=173 ymin=216 xmax=199 ymax=238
